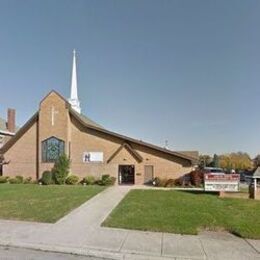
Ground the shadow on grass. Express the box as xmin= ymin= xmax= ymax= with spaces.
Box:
xmin=176 ymin=190 xmax=218 ymax=196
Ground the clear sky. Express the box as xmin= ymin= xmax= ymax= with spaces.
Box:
xmin=0 ymin=0 xmax=259 ymax=157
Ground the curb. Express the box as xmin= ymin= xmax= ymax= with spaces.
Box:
xmin=0 ymin=241 xmax=179 ymax=260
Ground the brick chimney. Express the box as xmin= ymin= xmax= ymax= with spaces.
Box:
xmin=7 ymin=108 xmax=15 ymax=133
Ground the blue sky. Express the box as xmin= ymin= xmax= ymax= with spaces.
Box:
xmin=0 ymin=0 xmax=259 ymax=157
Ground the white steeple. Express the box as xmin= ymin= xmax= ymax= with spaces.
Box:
xmin=68 ymin=49 xmax=81 ymax=114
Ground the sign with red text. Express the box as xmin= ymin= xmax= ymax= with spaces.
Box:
xmin=204 ymin=174 xmax=240 ymax=192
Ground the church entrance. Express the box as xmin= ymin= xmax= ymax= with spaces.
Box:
xmin=118 ymin=165 xmax=135 ymax=185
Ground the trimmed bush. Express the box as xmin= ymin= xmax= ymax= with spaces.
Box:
xmin=190 ymin=170 xmax=203 ymax=187
xmin=109 ymin=176 xmax=116 ymax=185
xmin=0 ymin=176 xmax=8 ymax=183
xmin=173 ymin=177 xmax=183 ymax=186
xmin=41 ymin=171 xmax=53 ymax=185
xmin=98 ymin=175 xmax=116 ymax=186
xmin=9 ymin=177 xmax=21 ymax=184
xmin=165 ymin=179 xmax=175 ymax=187
xmin=15 ymin=176 xmax=23 ymax=184
xmin=65 ymin=175 xmax=79 ymax=185
xmin=153 ymin=177 xmax=183 ymax=187
xmin=52 ymin=154 xmax=70 ymax=185
xmin=24 ymin=177 xmax=33 ymax=184
xmin=152 ymin=177 xmax=161 ymax=186
xmin=82 ymin=176 xmax=96 ymax=185
xmin=152 ymin=177 xmax=168 ymax=187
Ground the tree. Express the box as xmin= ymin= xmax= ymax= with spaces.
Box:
xmin=198 ymin=155 xmax=212 ymax=168
xmin=253 ymin=155 xmax=260 ymax=168
xmin=210 ymin=154 xmax=219 ymax=168
xmin=219 ymin=152 xmax=252 ymax=171
xmin=52 ymin=154 xmax=71 ymax=184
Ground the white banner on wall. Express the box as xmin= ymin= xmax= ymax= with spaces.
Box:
xmin=83 ymin=152 xmax=103 ymax=163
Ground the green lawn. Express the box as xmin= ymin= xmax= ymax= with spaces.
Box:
xmin=103 ymin=190 xmax=260 ymax=239
xmin=0 ymin=184 xmax=105 ymax=223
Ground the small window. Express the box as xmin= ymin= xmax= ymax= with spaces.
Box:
xmin=42 ymin=137 xmax=65 ymax=162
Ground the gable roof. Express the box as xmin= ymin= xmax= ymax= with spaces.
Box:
xmin=70 ymin=108 xmax=198 ymax=163
xmin=0 ymin=112 xmax=38 ymax=153
xmin=74 ymin=111 xmax=104 ymax=129
xmin=253 ymin=167 xmax=260 ymax=178
xmin=1 ymin=90 xmax=199 ymax=164
xmin=177 ymin=151 xmax=199 ymax=161
xmin=107 ymin=142 xmax=143 ymax=163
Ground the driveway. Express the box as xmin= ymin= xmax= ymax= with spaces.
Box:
xmin=0 ymin=186 xmax=259 ymax=260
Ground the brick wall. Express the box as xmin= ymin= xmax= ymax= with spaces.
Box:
xmin=70 ymin=117 xmax=193 ymax=185
xmin=3 ymin=91 xmax=193 ymax=183
xmin=3 ymin=122 xmax=38 ymax=178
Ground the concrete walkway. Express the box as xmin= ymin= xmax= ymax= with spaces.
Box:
xmin=0 ymin=186 xmax=259 ymax=260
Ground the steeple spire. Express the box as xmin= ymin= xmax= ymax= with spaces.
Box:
xmin=69 ymin=49 xmax=81 ymax=114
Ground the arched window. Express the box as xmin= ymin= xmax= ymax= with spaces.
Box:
xmin=42 ymin=137 xmax=65 ymax=162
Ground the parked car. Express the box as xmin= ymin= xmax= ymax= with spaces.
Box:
xmin=203 ymin=167 xmax=225 ymax=175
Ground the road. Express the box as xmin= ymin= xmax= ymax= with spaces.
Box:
xmin=0 ymin=246 xmax=106 ymax=260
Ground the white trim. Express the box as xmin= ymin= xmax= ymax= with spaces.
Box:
xmin=0 ymin=130 xmax=15 ymax=136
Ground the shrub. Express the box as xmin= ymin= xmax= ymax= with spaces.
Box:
xmin=82 ymin=176 xmax=96 ymax=185
xmin=165 ymin=179 xmax=175 ymax=187
xmin=109 ymin=176 xmax=116 ymax=185
xmin=41 ymin=171 xmax=53 ymax=185
xmin=9 ymin=177 xmax=21 ymax=184
xmin=152 ymin=177 xmax=168 ymax=187
xmin=152 ymin=177 xmax=161 ymax=186
xmin=190 ymin=170 xmax=203 ymax=187
xmin=98 ymin=175 xmax=116 ymax=186
xmin=15 ymin=175 xmax=24 ymax=184
xmin=65 ymin=175 xmax=79 ymax=185
xmin=0 ymin=176 xmax=8 ymax=183
xmin=52 ymin=154 xmax=70 ymax=185
xmin=24 ymin=177 xmax=33 ymax=184
xmin=158 ymin=178 xmax=168 ymax=187
xmin=174 ymin=177 xmax=183 ymax=186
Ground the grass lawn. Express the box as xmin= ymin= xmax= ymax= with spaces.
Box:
xmin=103 ymin=189 xmax=260 ymax=239
xmin=0 ymin=184 xmax=105 ymax=223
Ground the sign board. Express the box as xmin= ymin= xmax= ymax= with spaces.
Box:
xmin=204 ymin=174 xmax=240 ymax=192
xmin=83 ymin=152 xmax=103 ymax=163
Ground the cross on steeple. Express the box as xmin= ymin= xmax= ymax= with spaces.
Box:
xmin=68 ymin=49 xmax=81 ymax=114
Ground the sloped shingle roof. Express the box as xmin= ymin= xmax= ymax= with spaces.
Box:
xmin=253 ymin=167 xmax=260 ymax=178
xmin=1 ymin=90 xmax=199 ymax=164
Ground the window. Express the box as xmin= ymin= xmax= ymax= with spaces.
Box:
xmin=42 ymin=137 xmax=65 ymax=162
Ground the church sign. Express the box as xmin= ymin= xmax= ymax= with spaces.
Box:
xmin=204 ymin=174 xmax=240 ymax=192
xmin=83 ymin=152 xmax=103 ymax=163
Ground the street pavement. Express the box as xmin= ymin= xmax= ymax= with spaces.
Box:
xmin=0 ymin=246 xmax=104 ymax=260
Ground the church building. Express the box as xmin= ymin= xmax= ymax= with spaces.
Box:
xmin=0 ymin=51 xmax=198 ymax=184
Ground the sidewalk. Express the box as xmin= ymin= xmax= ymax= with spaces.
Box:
xmin=0 ymin=186 xmax=259 ymax=260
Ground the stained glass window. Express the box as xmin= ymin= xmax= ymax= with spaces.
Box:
xmin=42 ymin=137 xmax=65 ymax=162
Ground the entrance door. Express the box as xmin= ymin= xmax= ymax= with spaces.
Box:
xmin=144 ymin=165 xmax=154 ymax=184
xmin=118 ymin=165 xmax=135 ymax=185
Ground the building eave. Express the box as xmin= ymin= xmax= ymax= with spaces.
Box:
xmin=0 ymin=130 xmax=15 ymax=136
xmin=69 ymin=108 xmax=197 ymax=164
xmin=0 ymin=112 xmax=39 ymax=154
